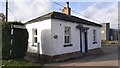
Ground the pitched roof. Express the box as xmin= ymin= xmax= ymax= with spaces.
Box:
xmin=25 ymin=11 xmax=102 ymax=27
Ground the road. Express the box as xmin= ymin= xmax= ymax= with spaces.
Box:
xmin=44 ymin=46 xmax=119 ymax=66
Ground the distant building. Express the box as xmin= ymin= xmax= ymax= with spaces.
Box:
xmin=109 ymin=29 xmax=119 ymax=41
xmin=0 ymin=13 xmax=5 ymax=22
xmin=101 ymin=23 xmax=118 ymax=41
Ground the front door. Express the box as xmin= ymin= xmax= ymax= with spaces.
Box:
xmin=84 ymin=31 xmax=88 ymax=52
xmin=81 ymin=31 xmax=88 ymax=53
xmin=76 ymin=24 xmax=89 ymax=53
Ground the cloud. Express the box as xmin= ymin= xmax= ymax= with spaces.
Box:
xmin=2 ymin=1 xmax=118 ymax=29
xmin=81 ymin=3 xmax=100 ymax=18
xmin=8 ymin=0 xmax=51 ymax=22
xmin=1 ymin=0 xmax=51 ymax=2
xmin=80 ymin=2 xmax=118 ymax=29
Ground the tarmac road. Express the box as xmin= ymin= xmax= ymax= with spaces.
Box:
xmin=44 ymin=46 xmax=119 ymax=66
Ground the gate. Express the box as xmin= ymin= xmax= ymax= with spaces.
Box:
xmin=11 ymin=24 xmax=28 ymax=59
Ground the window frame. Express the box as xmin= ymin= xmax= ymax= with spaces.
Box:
xmin=64 ymin=26 xmax=71 ymax=44
xmin=93 ymin=29 xmax=97 ymax=43
xmin=34 ymin=37 xmax=37 ymax=43
xmin=32 ymin=28 xmax=38 ymax=43
xmin=34 ymin=29 xmax=37 ymax=35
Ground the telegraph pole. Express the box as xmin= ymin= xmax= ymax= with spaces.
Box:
xmin=118 ymin=23 xmax=120 ymax=45
xmin=6 ymin=0 xmax=8 ymax=22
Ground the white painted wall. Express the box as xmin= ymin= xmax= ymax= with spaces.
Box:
xmin=51 ymin=19 xmax=101 ymax=56
xmin=51 ymin=19 xmax=80 ymax=55
xmin=26 ymin=18 xmax=101 ymax=56
xmin=83 ymin=25 xmax=101 ymax=50
xmin=51 ymin=19 xmax=80 ymax=56
xmin=26 ymin=19 xmax=52 ymax=55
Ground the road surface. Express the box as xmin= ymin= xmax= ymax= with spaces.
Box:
xmin=44 ymin=46 xmax=119 ymax=66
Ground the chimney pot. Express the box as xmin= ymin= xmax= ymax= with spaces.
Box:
xmin=66 ymin=2 xmax=69 ymax=7
xmin=62 ymin=2 xmax=71 ymax=15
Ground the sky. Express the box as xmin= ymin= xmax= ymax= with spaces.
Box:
xmin=0 ymin=0 xmax=119 ymax=29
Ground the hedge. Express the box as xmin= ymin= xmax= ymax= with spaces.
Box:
xmin=2 ymin=21 xmax=11 ymax=60
xmin=2 ymin=21 xmax=28 ymax=60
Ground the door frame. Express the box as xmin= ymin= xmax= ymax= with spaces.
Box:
xmin=80 ymin=29 xmax=82 ymax=52
xmin=84 ymin=31 xmax=88 ymax=52
xmin=76 ymin=24 xmax=89 ymax=53
xmin=79 ymin=29 xmax=88 ymax=53
xmin=81 ymin=30 xmax=88 ymax=53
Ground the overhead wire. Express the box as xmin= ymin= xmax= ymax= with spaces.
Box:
xmin=35 ymin=2 xmax=62 ymax=11
xmin=8 ymin=8 xmax=18 ymax=21
xmin=49 ymin=0 xmax=102 ymax=23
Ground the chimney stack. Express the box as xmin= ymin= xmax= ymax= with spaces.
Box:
xmin=62 ymin=2 xmax=71 ymax=15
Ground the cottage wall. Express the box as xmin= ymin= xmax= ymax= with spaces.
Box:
xmin=51 ymin=19 xmax=101 ymax=56
xmin=26 ymin=18 xmax=101 ymax=56
xmin=26 ymin=19 xmax=52 ymax=55
xmin=83 ymin=25 xmax=101 ymax=49
xmin=51 ymin=19 xmax=80 ymax=56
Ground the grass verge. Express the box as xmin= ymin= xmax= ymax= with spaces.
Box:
xmin=1 ymin=59 xmax=44 ymax=68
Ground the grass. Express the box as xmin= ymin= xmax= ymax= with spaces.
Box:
xmin=1 ymin=59 xmax=44 ymax=67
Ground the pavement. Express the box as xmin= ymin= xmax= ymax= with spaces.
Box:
xmin=43 ymin=46 xmax=119 ymax=66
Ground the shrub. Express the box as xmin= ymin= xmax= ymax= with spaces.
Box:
xmin=2 ymin=21 xmax=11 ymax=60
xmin=2 ymin=22 xmax=28 ymax=60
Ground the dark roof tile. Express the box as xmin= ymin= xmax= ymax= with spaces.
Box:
xmin=25 ymin=11 xmax=102 ymax=27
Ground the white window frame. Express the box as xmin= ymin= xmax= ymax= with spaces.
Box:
xmin=32 ymin=28 xmax=38 ymax=43
xmin=64 ymin=26 xmax=71 ymax=44
xmin=93 ymin=29 xmax=97 ymax=42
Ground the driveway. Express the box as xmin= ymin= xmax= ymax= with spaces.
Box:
xmin=43 ymin=46 xmax=119 ymax=66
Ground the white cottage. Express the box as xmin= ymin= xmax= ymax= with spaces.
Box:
xmin=25 ymin=2 xmax=102 ymax=61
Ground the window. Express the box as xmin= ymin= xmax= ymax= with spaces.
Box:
xmin=93 ymin=29 xmax=97 ymax=42
xmin=64 ymin=26 xmax=71 ymax=44
xmin=32 ymin=28 xmax=37 ymax=43
xmin=34 ymin=29 xmax=37 ymax=35
xmin=34 ymin=37 xmax=37 ymax=43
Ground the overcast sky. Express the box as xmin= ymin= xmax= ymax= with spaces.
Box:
xmin=0 ymin=0 xmax=119 ymax=29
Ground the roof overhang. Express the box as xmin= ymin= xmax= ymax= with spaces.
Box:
xmin=24 ymin=11 xmax=102 ymax=27
xmin=76 ymin=24 xmax=89 ymax=30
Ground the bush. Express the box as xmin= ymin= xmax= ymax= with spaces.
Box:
xmin=2 ymin=22 xmax=28 ymax=60
xmin=2 ymin=21 xmax=11 ymax=60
